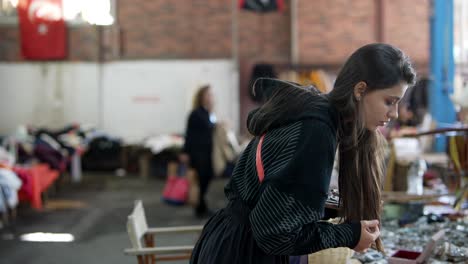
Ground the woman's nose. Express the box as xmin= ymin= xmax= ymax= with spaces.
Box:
xmin=388 ymin=105 xmax=398 ymax=120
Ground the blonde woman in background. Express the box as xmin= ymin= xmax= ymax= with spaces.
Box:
xmin=181 ymin=85 xmax=216 ymax=218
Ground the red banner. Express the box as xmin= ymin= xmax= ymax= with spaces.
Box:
xmin=18 ymin=0 xmax=66 ymax=60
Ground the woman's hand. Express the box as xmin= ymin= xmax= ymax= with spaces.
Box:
xmin=353 ymin=220 xmax=380 ymax=252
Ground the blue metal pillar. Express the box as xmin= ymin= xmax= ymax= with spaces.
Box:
xmin=430 ymin=0 xmax=456 ymax=152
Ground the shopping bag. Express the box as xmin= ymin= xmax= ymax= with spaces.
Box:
xmin=162 ymin=164 xmax=189 ymax=205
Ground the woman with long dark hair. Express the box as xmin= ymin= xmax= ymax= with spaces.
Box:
xmin=190 ymin=43 xmax=416 ymax=263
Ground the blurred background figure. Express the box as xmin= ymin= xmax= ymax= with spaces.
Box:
xmin=453 ymin=74 xmax=468 ymax=124
xmin=181 ymin=85 xmax=216 ymax=218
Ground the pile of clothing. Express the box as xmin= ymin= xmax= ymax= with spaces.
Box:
xmin=0 ymin=124 xmax=122 ymax=211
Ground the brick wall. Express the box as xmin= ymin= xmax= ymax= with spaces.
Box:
xmin=296 ymin=0 xmax=430 ymax=66
xmin=118 ymin=0 xmax=234 ymax=59
xmin=297 ymin=0 xmax=376 ymax=65
xmin=0 ymin=26 xmax=19 ymax=61
xmin=384 ymin=0 xmax=430 ymax=65
xmin=0 ymin=25 xmax=101 ymax=61
xmin=118 ymin=0 xmax=195 ymax=59
xmin=0 ymin=0 xmax=429 ymax=64
xmin=68 ymin=27 xmax=100 ymax=61
xmin=118 ymin=0 xmax=290 ymax=61
xmin=238 ymin=2 xmax=291 ymax=62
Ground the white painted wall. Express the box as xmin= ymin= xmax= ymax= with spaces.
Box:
xmin=0 ymin=60 xmax=239 ymax=143
xmin=0 ymin=63 xmax=100 ymax=134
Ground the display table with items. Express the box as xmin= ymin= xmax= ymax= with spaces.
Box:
xmin=353 ymin=215 xmax=467 ymax=263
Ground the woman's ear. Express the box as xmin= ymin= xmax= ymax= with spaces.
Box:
xmin=353 ymin=81 xmax=367 ymax=101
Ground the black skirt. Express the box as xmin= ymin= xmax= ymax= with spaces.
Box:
xmin=190 ymin=199 xmax=289 ymax=264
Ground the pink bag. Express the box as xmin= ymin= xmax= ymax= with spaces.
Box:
xmin=162 ymin=164 xmax=189 ymax=205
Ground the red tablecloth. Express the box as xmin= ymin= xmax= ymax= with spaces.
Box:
xmin=14 ymin=164 xmax=59 ymax=210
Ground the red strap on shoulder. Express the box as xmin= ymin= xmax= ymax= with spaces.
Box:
xmin=256 ymin=134 xmax=266 ymax=183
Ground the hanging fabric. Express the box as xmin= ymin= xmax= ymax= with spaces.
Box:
xmin=239 ymin=0 xmax=285 ymax=12
xmin=18 ymin=0 xmax=67 ymax=59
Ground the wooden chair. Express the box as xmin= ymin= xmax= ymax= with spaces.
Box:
xmin=124 ymin=200 xmax=203 ymax=264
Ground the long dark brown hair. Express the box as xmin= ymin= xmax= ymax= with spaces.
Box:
xmin=248 ymin=43 xmax=416 ymax=252
xmin=328 ymin=43 xmax=416 ymax=252
xmin=247 ymin=78 xmax=327 ymax=134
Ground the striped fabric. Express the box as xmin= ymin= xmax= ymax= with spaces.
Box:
xmin=251 ymin=185 xmax=356 ymax=255
xmin=225 ymin=119 xmax=360 ymax=256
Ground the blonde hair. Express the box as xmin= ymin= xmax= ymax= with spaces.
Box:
xmin=192 ymin=85 xmax=211 ymax=110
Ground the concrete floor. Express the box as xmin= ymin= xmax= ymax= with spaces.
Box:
xmin=0 ymin=172 xmax=229 ymax=264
